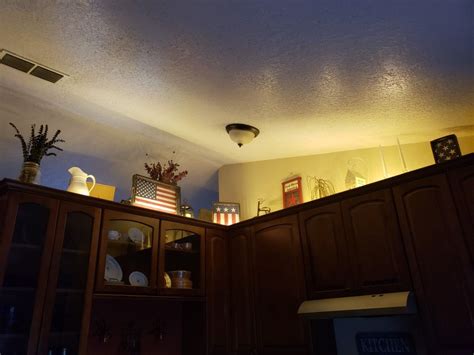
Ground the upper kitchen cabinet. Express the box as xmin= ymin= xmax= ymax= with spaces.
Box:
xmin=341 ymin=189 xmax=411 ymax=294
xmin=251 ymin=215 xmax=308 ymax=355
xmin=95 ymin=209 xmax=160 ymax=294
xmin=37 ymin=202 xmax=101 ymax=355
xmin=393 ymin=174 xmax=474 ymax=353
xmin=0 ymin=192 xmax=59 ymax=355
xmin=229 ymin=227 xmax=257 ymax=355
xmin=448 ymin=164 xmax=474 ymax=266
xmin=0 ymin=193 xmax=58 ymax=354
xmin=206 ymin=228 xmax=230 ymax=355
xmin=159 ymin=220 xmax=205 ymax=296
xmin=299 ymin=202 xmax=351 ymax=299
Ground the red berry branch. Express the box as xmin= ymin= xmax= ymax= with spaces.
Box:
xmin=144 ymin=160 xmax=188 ymax=185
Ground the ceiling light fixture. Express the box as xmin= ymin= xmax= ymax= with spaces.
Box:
xmin=226 ymin=123 xmax=260 ymax=147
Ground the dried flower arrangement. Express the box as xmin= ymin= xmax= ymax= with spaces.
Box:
xmin=9 ymin=122 xmax=65 ymax=164
xmin=144 ymin=160 xmax=188 ymax=185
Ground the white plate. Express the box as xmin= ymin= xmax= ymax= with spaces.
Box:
xmin=129 ymin=271 xmax=149 ymax=287
xmin=164 ymin=272 xmax=171 ymax=288
xmin=128 ymin=227 xmax=145 ymax=244
xmin=105 ymin=254 xmax=123 ymax=282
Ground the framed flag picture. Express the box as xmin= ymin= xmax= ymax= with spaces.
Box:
xmin=213 ymin=202 xmax=240 ymax=225
xmin=282 ymin=176 xmax=303 ymax=208
xmin=131 ymin=174 xmax=181 ymax=214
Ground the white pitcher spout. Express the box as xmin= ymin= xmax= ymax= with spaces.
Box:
xmin=68 ymin=166 xmax=87 ymax=177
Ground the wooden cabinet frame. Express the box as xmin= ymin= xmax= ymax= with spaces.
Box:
xmin=37 ymin=201 xmax=101 ymax=355
xmin=95 ymin=209 xmax=160 ymax=294
xmin=0 ymin=153 xmax=473 ymax=355
xmin=0 ymin=192 xmax=59 ymax=355
xmin=159 ymin=220 xmax=206 ymax=297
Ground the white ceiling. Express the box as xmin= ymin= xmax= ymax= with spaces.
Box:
xmin=0 ymin=0 xmax=473 ymax=164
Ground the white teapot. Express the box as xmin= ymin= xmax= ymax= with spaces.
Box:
xmin=67 ymin=167 xmax=96 ymax=196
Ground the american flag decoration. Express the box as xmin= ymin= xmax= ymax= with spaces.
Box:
xmin=430 ymin=134 xmax=462 ymax=164
xmin=213 ymin=202 xmax=240 ymax=225
xmin=131 ymin=175 xmax=180 ymax=214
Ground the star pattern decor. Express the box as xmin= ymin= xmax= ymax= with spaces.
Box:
xmin=213 ymin=202 xmax=240 ymax=225
xmin=430 ymin=134 xmax=462 ymax=164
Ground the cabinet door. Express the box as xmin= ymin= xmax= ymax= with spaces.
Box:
xmin=206 ymin=228 xmax=230 ymax=355
xmin=159 ymin=221 xmax=205 ymax=296
xmin=393 ymin=174 xmax=474 ymax=352
xmin=341 ymin=189 xmax=411 ymax=293
xmin=230 ymin=228 xmax=257 ymax=355
xmin=95 ymin=209 xmax=159 ymax=294
xmin=38 ymin=202 xmax=101 ymax=355
xmin=449 ymin=164 xmax=474 ymax=266
xmin=252 ymin=215 xmax=308 ymax=355
xmin=0 ymin=192 xmax=58 ymax=355
xmin=299 ymin=203 xmax=351 ymax=299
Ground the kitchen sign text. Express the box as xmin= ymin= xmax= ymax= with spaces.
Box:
xmin=356 ymin=333 xmax=416 ymax=354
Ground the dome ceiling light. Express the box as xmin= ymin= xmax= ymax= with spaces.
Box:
xmin=226 ymin=123 xmax=260 ymax=147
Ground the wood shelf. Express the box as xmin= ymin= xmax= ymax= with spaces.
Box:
xmin=165 ymin=246 xmax=199 ymax=254
xmin=62 ymin=248 xmax=89 ymax=256
xmin=93 ymin=293 xmax=205 ymax=302
xmin=107 ymin=239 xmax=152 ymax=251
xmin=0 ymin=333 xmax=27 ymax=340
xmin=11 ymin=243 xmax=41 ymax=251
xmin=56 ymin=288 xmax=85 ymax=295
xmin=1 ymin=286 xmax=36 ymax=293
xmin=49 ymin=331 xmax=80 ymax=337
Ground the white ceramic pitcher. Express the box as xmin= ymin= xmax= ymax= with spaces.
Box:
xmin=67 ymin=167 xmax=96 ymax=196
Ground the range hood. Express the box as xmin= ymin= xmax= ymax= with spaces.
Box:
xmin=298 ymin=291 xmax=417 ymax=319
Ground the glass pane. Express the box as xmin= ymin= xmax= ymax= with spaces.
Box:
xmin=0 ymin=203 xmax=50 ymax=355
xmin=104 ymin=220 xmax=153 ymax=287
xmin=46 ymin=212 xmax=93 ymax=354
xmin=163 ymin=229 xmax=201 ymax=290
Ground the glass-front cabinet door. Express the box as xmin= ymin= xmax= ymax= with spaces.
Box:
xmin=95 ymin=210 xmax=159 ymax=294
xmin=38 ymin=202 xmax=101 ymax=355
xmin=0 ymin=193 xmax=58 ymax=355
xmin=159 ymin=221 xmax=205 ymax=296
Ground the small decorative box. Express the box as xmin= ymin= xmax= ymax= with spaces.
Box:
xmin=430 ymin=134 xmax=462 ymax=164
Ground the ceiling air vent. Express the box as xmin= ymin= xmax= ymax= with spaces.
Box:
xmin=0 ymin=53 xmax=35 ymax=73
xmin=30 ymin=66 xmax=64 ymax=83
xmin=0 ymin=49 xmax=67 ymax=83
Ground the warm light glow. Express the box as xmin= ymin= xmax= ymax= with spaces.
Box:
xmin=226 ymin=123 xmax=260 ymax=147
xmin=228 ymin=129 xmax=256 ymax=146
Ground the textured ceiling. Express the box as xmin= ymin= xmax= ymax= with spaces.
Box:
xmin=0 ymin=0 xmax=473 ymax=163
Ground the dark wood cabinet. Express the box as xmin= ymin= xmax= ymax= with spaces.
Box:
xmin=206 ymin=228 xmax=230 ymax=355
xmin=229 ymin=227 xmax=257 ymax=355
xmin=251 ymin=215 xmax=308 ymax=355
xmin=341 ymin=189 xmax=411 ymax=294
xmin=0 ymin=192 xmax=59 ymax=355
xmin=159 ymin=220 xmax=205 ymax=296
xmin=449 ymin=164 xmax=474 ymax=266
xmin=299 ymin=203 xmax=351 ymax=299
xmin=393 ymin=174 xmax=474 ymax=353
xmin=0 ymin=193 xmax=101 ymax=355
xmin=1 ymin=154 xmax=474 ymax=355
